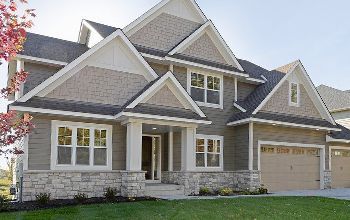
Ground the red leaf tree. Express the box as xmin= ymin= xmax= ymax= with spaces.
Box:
xmin=0 ymin=0 xmax=35 ymax=155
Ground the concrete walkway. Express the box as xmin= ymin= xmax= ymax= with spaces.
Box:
xmin=157 ymin=189 xmax=350 ymax=201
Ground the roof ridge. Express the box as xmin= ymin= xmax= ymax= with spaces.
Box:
xmin=83 ymin=19 xmax=118 ymax=29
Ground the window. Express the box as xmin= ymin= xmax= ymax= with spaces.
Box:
xmin=189 ymin=71 xmax=222 ymax=108
xmin=195 ymin=135 xmax=223 ymax=169
xmin=289 ymin=82 xmax=299 ymax=106
xmin=51 ymin=121 xmax=112 ymax=170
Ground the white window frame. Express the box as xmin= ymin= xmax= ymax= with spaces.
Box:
xmin=289 ymin=81 xmax=300 ymax=107
xmin=187 ymin=69 xmax=224 ymax=109
xmin=195 ymin=134 xmax=224 ymax=171
xmin=51 ymin=120 xmax=112 ymax=171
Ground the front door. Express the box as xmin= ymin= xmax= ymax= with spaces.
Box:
xmin=142 ymin=135 xmax=161 ymax=182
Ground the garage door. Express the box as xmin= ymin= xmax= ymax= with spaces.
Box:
xmin=331 ymin=149 xmax=350 ymax=188
xmin=261 ymin=146 xmax=320 ymax=192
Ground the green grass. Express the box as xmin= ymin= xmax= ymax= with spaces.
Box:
xmin=0 ymin=178 xmax=11 ymax=199
xmin=1 ymin=197 xmax=350 ymax=219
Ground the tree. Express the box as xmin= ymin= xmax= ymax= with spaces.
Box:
xmin=0 ymin=0 xmax=35 ymax=155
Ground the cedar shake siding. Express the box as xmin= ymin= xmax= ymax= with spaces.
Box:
xmin=129 ymin=13 xmax=201 ymax=51
xmin=237 ymin=81 xmax=257 ymax=101
xmin=46 ymin=66 xmax=148 ymax=106
xmin=145 ymin=85 xmax=184 ymax=109
xmin=261 ymin=81 xmax=322 ymax=119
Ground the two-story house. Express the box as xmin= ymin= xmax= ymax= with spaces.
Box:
xmin=7 ymin=0 xmax=348 ymax=201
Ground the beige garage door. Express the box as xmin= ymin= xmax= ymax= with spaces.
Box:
xmin=261 ymin=146 xmax=320 ymax=192
xmin=331 ymin=149 xmax=350 ymax=188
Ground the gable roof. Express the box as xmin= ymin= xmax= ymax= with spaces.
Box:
xmin=84 ymin=20 xmax=117 ymax=38
xmin=18 ymin=29 xmax=158 ymax=102
xmin=19 ymin=32 xmax=89 ymax=63
xmin=168 ymin=20 xmax=244 ymax=71
xmin=123 ymin=0 xmax=207 ymax=36
xmin=317 ymin=85 xmax=350 ymax=112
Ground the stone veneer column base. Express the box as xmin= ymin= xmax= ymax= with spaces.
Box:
xmin=162 ymin=170 xmax=261 ymax=195
xmin=324 ymin=170 xmax=331 ymax=189
xmin=22 ymin=170 xmax=146 ymax=201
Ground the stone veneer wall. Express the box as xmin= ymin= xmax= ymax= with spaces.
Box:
xmin=162 ymin=171 xmax=261 ymax=195
xmin=324 ymin=170 xmax=331 ymax=189
xmin=22 ymin=171 xmax=145 ymax=201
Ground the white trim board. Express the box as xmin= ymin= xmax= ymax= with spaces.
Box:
xmin=123 ymin=0 xmax=207 ymax=36
xmin=328 ymin=146 xmax=350 ymax=171
xmin=168 ymin=20 xmax=244 ymax=71
xmin=258 ymin=140 xmax=326 ymax=190
xmin=17 ymin=29 xmax=158 ymax=103
xmin=194 ymin=134 xmax=224 ymax=171
xmin=326 ymin=135 xmax=350 ymax=143
xmin=16 ymin=55 xmax=68 ymax=66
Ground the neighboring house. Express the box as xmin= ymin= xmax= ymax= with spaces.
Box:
xmin=6 ymin=0 xmax=347 ymax=201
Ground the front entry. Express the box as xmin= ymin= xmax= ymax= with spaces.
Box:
xmin=142 ymin=135 xmax=161 ymax=182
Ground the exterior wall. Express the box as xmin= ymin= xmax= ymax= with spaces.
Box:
xmin=24 ymin=62 xmax=61 ymax=94
xmin=129 ymin=13 xmax=201 ymax=51
xmin=22 ymin=171 xmax=145 ymax=201
xmin=46 ymin=66 xmax=148 ymax=106
xmin=261 ymin=82 xmax=322 ymax=119
xmin=162 ymin=170 xmax=260 ymax=195
xmin=145 ymin=85 xmax=184 ymax=109
xmin=181 ymin=33 xmax=227 ymax=64
xmin=149 ymin=62 xmax=169 ymax=76
xmin=237 ymin=81 xmax=257 ymax=101
xmin=233 ymin=125 xmax=249 ymax=170
xmin=173 ymin=132 xmax=182 ymax=171
xmin=27 ymin=115 xmax=126 ymax=171
xmin=253 ymin=124 xmax=327 ymax=170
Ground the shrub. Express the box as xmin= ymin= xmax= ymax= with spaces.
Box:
xmin=199 ymin=187 xmax=212 ymax=196
xmin=74 ymin=193 xmax=88 ymax=203
xmin=218 ymin=187 xmax=234 ymax=196
xmin=35 ymin=193 xmax=50 ymax=205
xmin=0 ymin=195 xmax=9 ymax=212
xmin=104 ymin=187 xmax=117 ymax=201
xmin=257 ymin=186 xmax=268 ymax=195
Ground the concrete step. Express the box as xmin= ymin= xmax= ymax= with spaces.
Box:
xmin=145 ymin=183 xmax=185 ymax=197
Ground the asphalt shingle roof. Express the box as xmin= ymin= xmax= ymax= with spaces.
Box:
xmin=317 ymin=85 xmax=350 ymax=112
xmin=20 ymin=32 xmax=89 ymax=63
xmin=329 ymin=124 xmax=350 ymax=140
xmin=84 ymin=20 xmax=117 ymax=38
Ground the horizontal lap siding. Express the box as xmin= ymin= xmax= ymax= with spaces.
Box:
xmin=233 ymin=125 xmax=249 ymax=170
xmin=27 ymin=115 xmax=126 ymax=170
xmin=237 ymin=82 xmax=256 ymax=101
xmin=253 ymin=124 xmax=326 ymax=170
xmin=173 ymin=132 xmax=182 ymax=171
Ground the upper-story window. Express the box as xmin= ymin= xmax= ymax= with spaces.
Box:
xmin=289 ymin=82 xmax=299 ymax=106
xmin=188 ymin=70 xmax=223 ymax=108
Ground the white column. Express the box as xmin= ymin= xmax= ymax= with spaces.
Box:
xmin=248 ymin=122 xmax=254 ymax=170
xmin=126 ymin=122 xmax=142 ymax=171
xmin=181 ymin=127 xmax=196 ymax=171
xmin=15 ymin=60 xmax=24 ymax=100
xmin=234 ymin=77 xmax=238 ymax=102
xmin=168 ymin=130 xmax=173 ymax=171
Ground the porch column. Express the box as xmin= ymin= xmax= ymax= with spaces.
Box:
xmin=126 ymin=122 xmax=142 ymax=171
xmin=168 ymin=130 xmax=173 ymax=171
xmin=181 ymin=127 xmax=196 ymax=171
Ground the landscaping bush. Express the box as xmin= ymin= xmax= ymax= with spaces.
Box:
xmin=104 ymin=187 xmax=117 ymax=201
xmin=218 ymin=187 xmax=234 ymax=196
xmin=74 ymin=193 xmax=88 ymax=203
xmin=0 ymin=195 xmax=9 ymax=212
xmin=257 ymin=186 xmax=268 ymax=195
xmin=35 ymin=193 xmax=50 ymax=205
xmin=241 ymin=186 xmax=268 ymax=195
xmin=199 ymin=187 xmax=212 ymax=196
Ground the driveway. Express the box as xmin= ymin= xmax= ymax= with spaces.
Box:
xmin=271 ymin=188 xmax=350 ymax=200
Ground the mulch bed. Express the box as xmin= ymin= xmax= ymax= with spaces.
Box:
xmin=2 ymin=196 xmax=159 ymax=213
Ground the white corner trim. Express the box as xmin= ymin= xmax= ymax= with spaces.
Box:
xmin=16 ymin=55 xmax=68 ymax=66
xmin=116 ymin=112 xmax=212 ymax=125
xmin=258 ymin=140 xmax=326 ymax=189
xmin=233 ymin=102 xmax=247 ymax=113
xmin=50 ymin=120 xmax=113 ymax=171
xmin=248 ymin=122 xmax=254 ymax=170
xmin=9 ymin=105 xmax=116 ymax=120
xmin=17 ymin=29 xmax=158 ymax=103
xmin=126 ymin=71 xmax=207 ymax=118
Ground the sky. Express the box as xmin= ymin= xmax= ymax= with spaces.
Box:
xmin=0 ymin=0 xmax=350 ymax=168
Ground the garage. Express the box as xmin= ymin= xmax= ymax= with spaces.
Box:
xmin=331 ymin=149 xmax=350 ymax=188
xmin=260 ymin=146 xmax=321 ymax=192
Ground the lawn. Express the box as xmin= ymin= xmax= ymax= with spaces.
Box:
xmin=1 ymin=197 xmax=350 ymax=219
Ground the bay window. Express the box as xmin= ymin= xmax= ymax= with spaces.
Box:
xmin=51 ymin=121 xmax=112 ymax=170
xmin=189 ymin=71 xmax=223 ymax=108
xmin=195 ymin=135 xmax=223 ymax=169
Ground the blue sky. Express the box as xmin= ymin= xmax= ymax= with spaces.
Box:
xmin=0 ymin=0 xmax=350 ymax=167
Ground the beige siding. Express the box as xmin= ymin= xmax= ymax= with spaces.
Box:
xmin=261 ymin=82 xmax=322 ymax=118
xmin=145 ymin=85 xmax=184 ymax=109
xmin=129 ymin=13 xmax=201 ymax=51
xmin=182 ymin=33 xmax=227 ymax=65
xmin=233 ymin=125 xmax=249 ymax=170
xmin=149 ymin=62 xmax=169 ymax=76
xmin=237 ymin=81 xmax=256 ymax=101
xmin=253 ymin=124 xmax=327 ymax=170
xmin=27 ymin=115 xmax=126 ymax=170
xmin=173 ymin=132 xmax=182 ymax=171
xmin=173 ymin=66 xmax=187 ymax=89
xmin=24 ymin=63 xmax=61 ymax=94
xmin=46 ymin=66 xmax=148 ymax=106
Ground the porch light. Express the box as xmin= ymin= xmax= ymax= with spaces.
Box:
xmin=152 ymin=127 xmax=157 ymax=130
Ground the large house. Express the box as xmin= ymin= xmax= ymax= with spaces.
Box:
xmin=7 ymin=0 xmax=350 ymax=201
